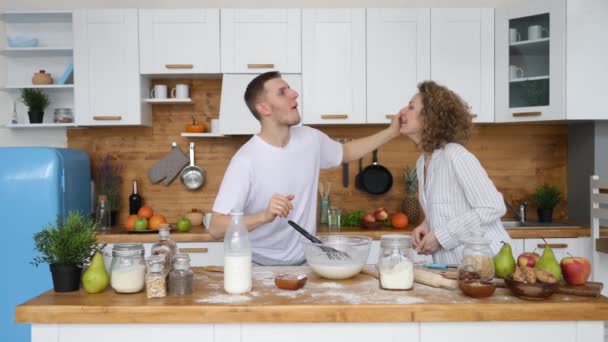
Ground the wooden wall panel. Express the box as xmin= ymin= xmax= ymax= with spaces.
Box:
xmin=68 ymin=79 xmax=568 ymax=225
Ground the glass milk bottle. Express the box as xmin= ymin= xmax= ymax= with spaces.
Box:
xmin=223 ymin=212 xmax=252 ymax=294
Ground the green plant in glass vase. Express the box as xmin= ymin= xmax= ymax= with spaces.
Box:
xmin=533 ymin=184 xmax=561 ymax=223
xmin=96 ymin=154 xmax=123 ymax=226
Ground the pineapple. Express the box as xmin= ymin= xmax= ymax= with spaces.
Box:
xmin=402 ymin=166 xmax=421 ymax=225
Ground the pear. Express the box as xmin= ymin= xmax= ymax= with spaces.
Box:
xmin=535 ymin=244 xmax=562 ymax=280
xmin=82 ymin=252 xmax=110 ymax=294
xmin=494 ymin=241 xmax=516 ymax=278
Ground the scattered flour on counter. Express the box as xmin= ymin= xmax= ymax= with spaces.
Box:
xmin=275 ymin=290 xmax=302 ymax=298
xmin=316 ymin=282 xmax=343 ymax=289
xmin=196 ymin=294 xmax=252 ymax=304
xmin=206 ymin=283 xmax=220 ymax=289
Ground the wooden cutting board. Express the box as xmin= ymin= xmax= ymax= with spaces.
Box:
xmin=492 ymin=278 xmax=604 ymax=297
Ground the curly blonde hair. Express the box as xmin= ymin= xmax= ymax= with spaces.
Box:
xmin=417 ymin=81 xmax=473 ymax=153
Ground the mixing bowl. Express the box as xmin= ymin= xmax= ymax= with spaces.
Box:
xmin=303 ymin=235 xmax=372 ymax=280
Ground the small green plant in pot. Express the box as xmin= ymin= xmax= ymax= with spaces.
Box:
xmin=19 ymin=88 xmax=50 ymax=124
xmin=32 ymin=211 xmax=100 ymax=292
xmin=533 ymin=184 xmax=562 ymax=223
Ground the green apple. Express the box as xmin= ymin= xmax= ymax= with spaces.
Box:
xmin=134 ymin=217 xmax=148 ymax=230
xmin=177 ymin=217 xmax=192 ymax=232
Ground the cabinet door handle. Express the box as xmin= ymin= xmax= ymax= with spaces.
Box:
xmin=247 ymin=63 xmax=275 ymax=69
xmin=471 ymin=114 xmax=478 ymax=118
xmin=165 ymin=64 xmax=194 ymax=69
xmin=321 ymin=114 xmax=348 ymax=119
xmin=513 ymin=111 xmax=542 ymax=117
xmin=180 ymin=247 xmax=209 ymax=254
xmin=93 ymin=116 xmax=122 ymax=121
xmin=385 ymin=114 xmax=396 ymax=119
xmin=537 ymin=243 xmax=568 ymax=249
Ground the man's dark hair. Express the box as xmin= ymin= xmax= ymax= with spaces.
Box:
xmin=244 ymin=71 xmax=282 ymax=120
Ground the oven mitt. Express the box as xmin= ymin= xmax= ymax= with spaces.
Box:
xmin=148 ymin=145 xmax=188 ymax=185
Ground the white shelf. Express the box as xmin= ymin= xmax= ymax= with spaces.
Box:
xmin=510 ymin=75 xmax=550 ymax=83
xmin=180 ymin=132 xmax=225 ymax=137
xmin=1 ymin=47 xmax=73 ymax=56
xmin=5 ymin=122 xmax=77 ymax=128
xmin=2 ymin=84 xmax=74 ymax=89
xmin=2 ymin=10 xmax=73 ymax=16
xmin=143 ymin=98 xmax=193 ymax=104
xmin=510 ymin=37 xmax=550 ymax=47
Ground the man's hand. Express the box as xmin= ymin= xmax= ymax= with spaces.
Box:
xmin=264 ymin=194 xmax=295 ymax=222
xmin=416 ymin=231 xmax=440 ymax=255
xmin=411 ymin=221 xmax=430 ymax=248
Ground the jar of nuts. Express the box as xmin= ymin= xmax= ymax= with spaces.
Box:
xmin=461 ymin=230 xmax=495 ymax=280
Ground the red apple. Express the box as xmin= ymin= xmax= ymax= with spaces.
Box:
xmin=373 ymin=208 xmax=389 ymax=221
xmin=561 ymin=257 xmax=591 ymax=285
xmin=362 ymin=213 xmax=376 ymax=224
xmin=517 ymin=252 xmax=540 ymax=267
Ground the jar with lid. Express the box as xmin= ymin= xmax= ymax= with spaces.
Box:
xmin=145 ymin=255 xmax=166 ymax=298
xmin=151 ymin=225 xmax=177 ymax=266
xmin=169 ymin=253 xmax=194 ymax=295
xmin=110 ymin=244 xmax=146 ymax=293
xmin=377 ymin=235 xmax=414 ymax=290
xmin=460 ymin=230 xmax=495 ymax=280
xmin=53 ymin=108 xmax=73 ymax=123
xmin=223 ymin=212 xmax=252 ymax=294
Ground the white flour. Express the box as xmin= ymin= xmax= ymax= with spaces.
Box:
xmin=379 ymin=260 xmax=414 ymax=290
xmin=196 ymin=294 xmax=252 ymax=304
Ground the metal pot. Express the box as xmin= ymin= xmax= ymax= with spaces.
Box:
xmin=179 ymin=142 xmax=205 ymax=190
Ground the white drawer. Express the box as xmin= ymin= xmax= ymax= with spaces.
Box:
xmin=177 ymin=242 xmax=224 ymax=266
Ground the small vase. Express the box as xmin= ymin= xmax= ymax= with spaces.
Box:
xmin=28 ymin=110 xmax=44 ymax=124
xmin=32 ymin=69 xmax=53 ymax=85
xmin=537 ymin=208 xmax=553 ymax=223
xmin=50 ymin=264 xmax=82 ymax=292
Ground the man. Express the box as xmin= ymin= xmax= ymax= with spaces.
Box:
xmin=210 ymin=71 xmax=399 ymax=265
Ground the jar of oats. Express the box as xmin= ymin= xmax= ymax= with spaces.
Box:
xmin=461 ymin=230 xmax=495 ymax=280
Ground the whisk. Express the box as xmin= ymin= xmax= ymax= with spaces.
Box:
xmin=287 ymin=220 xmax=351 ymax=260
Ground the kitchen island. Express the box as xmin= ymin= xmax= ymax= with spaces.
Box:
xmin=16 ymin=266 xmax=608 ymax=342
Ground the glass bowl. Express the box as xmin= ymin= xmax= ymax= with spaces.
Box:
xmin=303 ymin=235 xmax=371 ymax=280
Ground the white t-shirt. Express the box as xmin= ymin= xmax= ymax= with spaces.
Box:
xmin=212 ymin=126 xmax=343 ymax=262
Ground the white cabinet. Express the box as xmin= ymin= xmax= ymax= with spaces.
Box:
xmin=221 ymin=9 xmax=301 ymax=73
xmin=219 ymin=74 xmax=302 ymax=135
xmin=366 ymin=9 xmax=430 ymax=124
xmin=138 ymin=9 xmax=220 ymax=74
xmin=302 ymin=9 xmax=366 ymax=125
xmin=431 ymin=8 xmax=494 ymax=123
xmin=74 ymin=9 xmax=151 ymax=126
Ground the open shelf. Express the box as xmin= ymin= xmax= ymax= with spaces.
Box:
xmin=1 ymin=47 xmax=73 ymax=56
xmin=180 ymin=132 xmax=225 ymax=138
xmin=510 ymin=75 xmax=550 ymax=83
xmin=143 ymin=98 xmax=193 ymax=104
xmin=510 ymin=37 xmax=549 ymax=47
xmin=5 ymin=122 xmax=77 ymax=128
xmin=2 ymin=84 xmax=74 ymax=89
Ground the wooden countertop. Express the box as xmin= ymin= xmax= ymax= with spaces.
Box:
xmin=15 ymin=266 xmax=608 ymax=324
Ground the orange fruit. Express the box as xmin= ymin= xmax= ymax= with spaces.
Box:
xmin=149 ymin=214 xmax=167 ymax=230
xmin=391 ymin=213 xmax=409 ymax=229
xmin=138 ymin=205 xmax=154 ymax=219
xmin=124 ymin=214 xmax=139 ymax=231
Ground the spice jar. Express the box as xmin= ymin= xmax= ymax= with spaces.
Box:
xmin=53 ymin=108 xmax=73 ymax=123
xmin=169 ymin=253 xmax=194 ymax=295
xmin=146 ymin=255 xmax=166 ymax=298
xmin=110 ymin=244 xmax=146 ymax=293
xmin=461 ymin=230 xmax=495 ymax=280
xmin=378 ymin=235 xmax=414 ymax=290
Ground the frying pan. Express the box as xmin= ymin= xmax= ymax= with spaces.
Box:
xmin=179 ymin=142 xmax=205 ymax=190
xmin=360 ymin=149 xmax=393 ymax=195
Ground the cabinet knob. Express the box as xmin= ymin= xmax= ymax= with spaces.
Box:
xmin=247 ymin=63 xmax=275 ymax=69
xmin=321 ymin=114 xmax=348 ymax=119
xmin=513 ymin=111 xmax=542 ymax=117
xmin=93 ymin=116 xmax=122 ymax=121
xmin=165 ymin=64 xmax=194 ymax=69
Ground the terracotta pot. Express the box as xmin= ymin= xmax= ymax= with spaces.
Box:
xmin=32 ymin=70 xmax=53 ymax=85
xmin=185 ymin=208 xmax=204 ymax=226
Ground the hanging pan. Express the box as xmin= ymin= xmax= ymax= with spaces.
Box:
xmin=360 ymin=149 xmax=393 ymax=195
xmin=180 ymin=142 xmax=205 ymax=190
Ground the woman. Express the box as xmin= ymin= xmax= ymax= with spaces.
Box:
xmin=398 ymin=81 xmax=511 ymax=264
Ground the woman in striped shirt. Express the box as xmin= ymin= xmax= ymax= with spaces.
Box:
xmin=397 ymin=81 xmax=511 ymax=265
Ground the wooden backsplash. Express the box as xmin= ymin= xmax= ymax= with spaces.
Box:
xmin=68 ymin=79 xmax=568 ymax=224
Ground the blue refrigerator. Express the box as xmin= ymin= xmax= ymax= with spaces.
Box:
xmin=0 ymin=147 xmax=92 ymax=342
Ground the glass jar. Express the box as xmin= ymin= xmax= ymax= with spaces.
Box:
xmin=378 ymin=235 xmax=414 ymax=290
xmin=461 ymin=230 xmax=495 ymax=280
xmin=152 ymin=225 xmax=177 ymax=257
xmin=110 ymin=244 xmax=146 ymax=293
xmin=53 ymin=108 xmax=73 ymax=123
xmin=169 ymin=253 xmax=194 ymax=295
xmin=146 ymin=255 xmax=166 ymax=298
xmin=95 ymin=195 xmax=111 ymax=231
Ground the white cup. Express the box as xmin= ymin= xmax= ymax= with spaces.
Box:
xmin=528 ymin=25 xmax=548 ymax=40
xmin=171 ymin=84 xmax=189 ymax=99
xmin=509 ymin=65 xmax=525 ymax=80
xmin=509 ymin=28 xmax=521 ymax=43
xmin=211 ymin=119 xmax=220 ymax=133
xmin=150 ymin=84 xmax=168 ymax=99
xmin=203 ymin=212 xmax=213 ymax=228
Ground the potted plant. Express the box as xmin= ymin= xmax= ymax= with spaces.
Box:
xmin=533 ymin=184 xmax=562 ymax=223
xmin=96 ymin=154 xmax=123 ymax=226
xmin=32 ymin=211 xmax=100 ymax=292
xmin=19 ymin=88 xmax=50 ymax=124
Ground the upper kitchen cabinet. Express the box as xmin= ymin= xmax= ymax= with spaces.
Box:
xmin=221 ymin=9 xmax=301 ymax=73
xmin=302 ymin=9 xmax=366 ymax=125
xmin=139 ymin=9 xmax=220 ymax=75
xmin=74 ymin=9 xmax=151 ymax=126
xmin=366 ymin=8 xmax=430 ymax=124
xmin=495 ymin=0 xmax=565 ymax=122
xmin=431 ymin=8 xmax=495 ymax=123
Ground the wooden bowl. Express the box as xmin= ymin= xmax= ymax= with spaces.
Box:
xmin=459 ymin=279 xmax=496 ymax=298
xmin=275 ymin=274 xmax=307 ymax=290
xmin=504 ymin=276 xmax=559 ymax=300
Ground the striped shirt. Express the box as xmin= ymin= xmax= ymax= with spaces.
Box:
xmin=416 ymin=143 xmax=511 ymax=265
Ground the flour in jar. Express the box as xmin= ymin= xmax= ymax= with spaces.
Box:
xmin=309 ymin=263 xmax=363 ymax=280
xmin=111 ymin=264 xmax=146 ymax=293
xmin=379 ymin=259 xmax=414 ymax=290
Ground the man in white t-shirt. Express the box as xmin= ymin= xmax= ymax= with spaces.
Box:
xmin=210 ymin=71 xmax=400 ymax=265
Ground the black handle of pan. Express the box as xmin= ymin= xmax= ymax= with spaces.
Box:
xmin=372 ymin=149 xmax=379 ymax=165
xmin=287 ymin=220 xmax=323 ymax=244
xmin=342 ymin=162 xmax=349 ymax=188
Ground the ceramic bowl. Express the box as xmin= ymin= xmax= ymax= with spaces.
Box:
xmin=303 ymin=235 xmax=371 ymax=280
xmin=7 ymin=36 xmax=39 ymax=48
xmin=504 ymin=276 xmax=559 ymax=300
xmin=459 ymin=279 xmax=496 ymax=298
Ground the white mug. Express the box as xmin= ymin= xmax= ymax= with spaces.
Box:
xmin=509 ymin=28 xmax=521 ymax=43
xmin=211 ymin=119 xmax=220 ymax=133
xmin=203 ymin=212 xmax=213 ymax=228
xmin=150 ymin=84 xmax=168 ymax=99
xmin=510 ymin=65 xmax=525 ymax=80
xmin=171 ymin=84 xmax=189 ymax=99
xmin=528 ymin=25 xmax=548 ymax=40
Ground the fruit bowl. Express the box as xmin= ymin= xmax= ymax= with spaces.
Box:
xmin=504 ymin=276 xmax=560 ymax=300
xmin=303 ymin=235 xmax=371 ymax=280
xmin=459 ymin=279 xmax=496 ymax=298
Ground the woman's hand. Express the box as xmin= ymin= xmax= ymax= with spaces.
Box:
xmin=264 ymin=194 xmax=295 ymax=222
xmin=416 ymin=231 xmax=440 ymax=255
xmin=411 ymin=221 xmax=430 ymax=248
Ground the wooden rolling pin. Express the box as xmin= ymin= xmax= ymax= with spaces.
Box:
xmin=414 ymin=268 xmax=458 ymax=289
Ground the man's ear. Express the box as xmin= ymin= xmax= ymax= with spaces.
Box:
xmin=256 ymin=102 xmax=271 ymax=118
